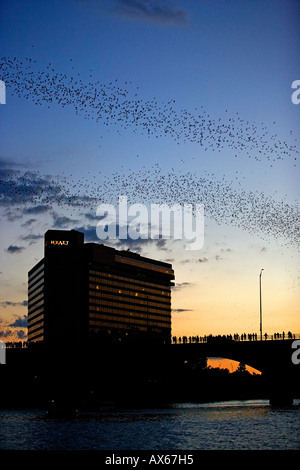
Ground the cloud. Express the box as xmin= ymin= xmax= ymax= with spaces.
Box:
xmin=52 ymin=213 xmax=79 ymax=229
xmin=84 ymin=213 xmax=97 ymax=221
xmin=0 ymin=158 xmax=27 ymax=171
xmin=0 ymin=300 xmax=27 ymax=308
xmin=112 ymin=0 xmax=188 ymax=25
xmin=23 ymin=205 xmax=49 ymax=215
xmin=180 ymin=257 xmax=209 ymax=264
xmin=0 ymin=328 xmax=27 ymax=340
xmin=74 ymin=225 xmax=100 ymax=242
xmin=172 ymin=281 xmax=193 ymax=291
xmin=180 ymin=258 xmax=192 ymax=264
xmin=2 ymin=208 xmax=24 ymax=222
xmin=17 ymin=330 xmax=27 ymax=339
xmin=0 ymin=158 xmax=15 ymax=169
xmin=0 ymin=330 xmax=12 ymax=338
xmin=21 ymin=218 xmax=37 ymax=228
xmin=8 ymin=315 xmax=28 ymax=328
xmin=114 ymin=235 xmax=169 ymax=253
xmin=20 ymin=233 xmax=43 ymax=245
xmin=0 ymin=157 xmax=38 ymax=170
xmin=0 ymin=166 xmax=63 ymax=209
xmin=153 ymin=238 xmax=168 ymax=251
xmin=75 ymin=223 xmax=171 ymax=252
xmin=5 ymin=245 xmax=25 ymax=254
xmin=172 ymin=308 xmax=194 ymax=313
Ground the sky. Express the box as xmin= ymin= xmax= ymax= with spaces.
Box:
xmin=0 ymin=0 xmax=299 ymax=345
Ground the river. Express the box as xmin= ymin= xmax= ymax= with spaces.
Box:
xmin=0 ymin=400 xmax=299 ymax=450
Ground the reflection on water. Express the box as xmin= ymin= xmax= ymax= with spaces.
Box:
xmin=0 ymin=400 xmax=299 ymax=450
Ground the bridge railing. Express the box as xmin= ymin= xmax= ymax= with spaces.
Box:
xmin=2 ymin=341 xmax=28 ymax=349
xmin=3 ymin=334 xmax=300 ymax=348
xmin=171 ymin=333 xmax=300 ymax=344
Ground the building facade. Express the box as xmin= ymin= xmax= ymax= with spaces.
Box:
xmin=28 ymin=230 xmax=174 ymax=345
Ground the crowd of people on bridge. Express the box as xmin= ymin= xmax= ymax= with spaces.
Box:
xmin=2 ymin=331 xmax=297 ymax=349
xmin=171 ymin=331 xmax=296 ymax=344
xmin=1 ymin=341 xmax=28 ymax=349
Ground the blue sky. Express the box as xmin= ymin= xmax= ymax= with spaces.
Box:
xmin=0 ymin=0 xmax=299 ymax=341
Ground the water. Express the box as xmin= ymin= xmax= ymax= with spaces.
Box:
xmin=0 ymin=400 xmax=299 ymax=450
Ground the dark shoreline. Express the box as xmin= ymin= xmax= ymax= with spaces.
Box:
xmin=1 ymin=342 xmax=299 ymax=410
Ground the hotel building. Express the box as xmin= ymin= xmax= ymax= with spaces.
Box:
xmin=28 ymin=230 xmax=174 ymax=345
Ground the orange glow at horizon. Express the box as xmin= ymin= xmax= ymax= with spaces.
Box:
xmin=207 ymin=358 xmax=262 ymax=375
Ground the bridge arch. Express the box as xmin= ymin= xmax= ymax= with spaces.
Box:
xmin=171 ymin=339 xmax=295 ymax=374
xmin=170 ymin=339 xmax=297 ymax=405
xmin=207 ymin=357 xmax=262 ymax=375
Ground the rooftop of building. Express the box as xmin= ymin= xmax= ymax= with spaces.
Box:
xmin=29 ymin=229 xmax=174 ymax=277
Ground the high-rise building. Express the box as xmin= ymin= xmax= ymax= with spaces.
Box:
xmin=28 ymin=230 xmax=174 ymax=345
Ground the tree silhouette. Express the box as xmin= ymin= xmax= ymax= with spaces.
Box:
xmin=236 ymin=362 xmax=247 ymax=374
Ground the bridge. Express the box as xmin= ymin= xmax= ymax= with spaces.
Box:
xmin=3 ymin=335 xmax=300 ymax=407
xmin=168 ymin=337 xmax=300 ymax=406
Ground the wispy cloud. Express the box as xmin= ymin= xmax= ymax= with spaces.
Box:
xmin=0 ymin=158 xmax=40 ymax=170
xmin=19 ymin=234 xmax=43 ymax=245
xmin=23 ymin=205 xmax=49 ymax=215
xmin=112 ymin=0 xmax=188 ymax=25
xmin=0 ymin=164 xmax=97 ymax=223
xmin=74 ymin=225 xmax=101 ymax=242
xmin=172 ymin=308 xmax=193 ymax=313
xmin=75 ymin=222 xmax=172 ymax=252
xmin=5 ymin=245 xmax=25 ymax=254
xmin=52 ymin=212 xmax=80 ymax=229
xmin=114 ymin=235 xmax=169 ymax=252
xmin=0 ymin=301 xmax=28 ymax=308
xmin=21 ymin=218 xmax=38 ymax=228
xmin=172 ymin=281 xmax=193 ymax=291
xmin=180 ymin=257 xmax=209 ymax=264
xmin=0 ymin=166 xmax=62 ymax=209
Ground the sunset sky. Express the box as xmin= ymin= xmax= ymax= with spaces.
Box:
xmin=0 ymin=0 xmax=299 ymax=344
